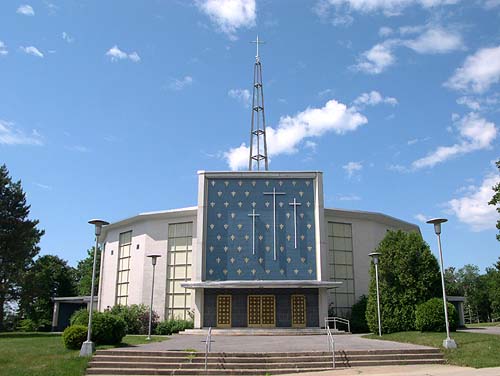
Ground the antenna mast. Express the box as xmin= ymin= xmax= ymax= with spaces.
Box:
xmin=249 ymin=35 xmax=269 ymax=171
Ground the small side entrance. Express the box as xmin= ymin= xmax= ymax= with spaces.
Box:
xmin=216 ymin=295 xmax=232 ymax=328
xmin=291 ymin=294 xmax=306 ymax=328
xmin=248 ymin=295 xmax=276 ymax=327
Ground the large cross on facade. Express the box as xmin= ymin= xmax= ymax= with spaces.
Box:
xmin=263 ymin=187 xmax=286 ymax=260
xmin=289 ymin=198 xmax=302 ymax=249
xmin=248 ymin=208 xmax=260 ymax=255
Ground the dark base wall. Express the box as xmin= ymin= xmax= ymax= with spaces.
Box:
xmin=203 ymin=288 xmax=319 ymax=328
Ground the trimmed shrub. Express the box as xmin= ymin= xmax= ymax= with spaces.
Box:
xmin=109 ymin=304 xmax=159 ymax=334
xmin=17 ymin=318 xmax=52 ymax=332
xmin=155 ymin=319 xmax=194 ymax=335
xmin=92 ymin=312 xmax=126 ymax=345
xmin=415 ymin=298 xmax=459 ymax=332
xmin=70 ymin=308 xmax=89 ymax=326
xmin=62 ymin=325 xmax=88 ymax=349
xmin=350 ymin=295 xmax=369 ymax=333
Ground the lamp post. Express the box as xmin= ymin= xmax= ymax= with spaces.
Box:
xmin=146 ymin=253 xmax=161 ymax=341
xmin=426 ymin=218 xmax=457 ymax=349
xmin=369 ymin=252 xmax=382 ymax=337
xmin=80 ymin=219 xmax=109 ymax=357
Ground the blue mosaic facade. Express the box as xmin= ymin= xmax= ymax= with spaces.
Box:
xmin=205 ymin=177 xmax=317 ymax=280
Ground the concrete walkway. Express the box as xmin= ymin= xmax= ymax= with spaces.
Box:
xmin=282 ymin=365 xmax=500 ymax=376
xmin=458 ymin=326 xmax=500 ymax=336
xmin=133 ymin=333 xmax=434 ymax=352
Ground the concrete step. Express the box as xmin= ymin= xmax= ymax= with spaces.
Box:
xmin=86 ymin=367 xmax=334 ymax=375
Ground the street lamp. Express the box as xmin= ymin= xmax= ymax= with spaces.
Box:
xmin=426 ymin=218 xmax=457 ymax=349
xmin=146 ymin=253 xmax=161 ymax=341
xmin=369 ymin=252 xmax=382 ymax=337
xmin=80 ymin=219 xmax=109 ymax=357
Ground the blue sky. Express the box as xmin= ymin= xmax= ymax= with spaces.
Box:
xmin=1 ymin=0 xmax=499 ymax=271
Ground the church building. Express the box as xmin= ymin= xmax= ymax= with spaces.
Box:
xmin=96 ymin=40 xmax=419 ymax=329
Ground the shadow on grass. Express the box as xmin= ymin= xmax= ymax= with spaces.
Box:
xmin=0 ymin=332 xmax=61 ymax=339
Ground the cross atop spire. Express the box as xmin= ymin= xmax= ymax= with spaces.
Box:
xmin=251 ymin=35 xmax=265 ymax=62
xmin=248 ymin=35 xmax=269 ymax=171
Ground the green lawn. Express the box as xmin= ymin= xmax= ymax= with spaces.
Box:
xmin=365 ymin=331 xmax=500 ymax=368
xmin=0 ymin=332 xmax=168 ymax=376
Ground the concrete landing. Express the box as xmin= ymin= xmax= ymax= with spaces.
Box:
xmin=132 ymin=333 xmax=434 ymax=353
xmin=181 ymin=328 xmax=347 ymax=336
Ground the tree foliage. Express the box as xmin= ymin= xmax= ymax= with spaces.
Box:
xmin=366 ymin=230 xmax=441 ymax=334
xmin=489 ymin=160 xmax=500 ymax=241
xmin=0 ymin=164 xmax=44 ymax=330
xmin=19 ymin=255 xmax=76 ymax=330
xmin=74 ymin=247 xmax=100 ymax=296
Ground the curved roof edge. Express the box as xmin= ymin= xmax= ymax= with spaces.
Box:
xmin=100 ymin=205 xmax=419 ymax=238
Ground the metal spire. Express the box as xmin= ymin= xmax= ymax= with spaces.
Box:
xmin=249 ymin=35 xmax=269 ymax=171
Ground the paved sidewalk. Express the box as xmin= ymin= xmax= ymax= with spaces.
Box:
xmin=132 ymin=333 xmax=434 ymax=352
xmin=458 ymin=326 xmax=500 ymax=336
xmin=281 ymin=365 xmax=500 ymax=376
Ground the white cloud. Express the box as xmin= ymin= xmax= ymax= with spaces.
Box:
xmin=354 ymin=41 xmax=396 ymax=74
xmin=62 ymin=32 xmax=74 ymax=43
xmin=379 ymin=26 xmax=393 ymax=37
xmin=343 ymin=161 xmax=363 ymax=178
xmin=446 ymin=45 xmax=500 ymax=93
xmin=0 ymin=41 xmax=8 ymax=56
xmin=456 ymin=96 xmax=481 ymax=110
xmin=403 ymin=27 xmax=463 ymax=54
xmin=17 ymin=4 xmax=35 ymax=16
xmin=483 ymin=0 xmax=500 ymax=8
xmin=65 ymin=145 xmax=90 ymax=152
xmin=196 ymin=0 xmax=256 ymax=39
xmin=228 ymin=88 xmax=251 ymax=107
xmin=105 ymin=45 xmax=140 ymax=62
xmin=0 ymin=120 xmax=43 ymax=146
xmin=414 ymin=213 xmax=429 ymax=222
xmin=353 ymin=90 xmax=398 ymax=107
xmin=448 ymin=171 xmax=500 ymax=231
xmin=34 ymin=182 xmax=52 ymax=190
xmin=412 ymin=113 xmax=497 ymax=169
xmin=354 ymin=26 xmax=463 ymax=75
xmin=20 ymin=46 xmax=44 ymax=58
xmin=225 ymin=99 xmax=367 ymax=170
xmin=315 ymin=0 xmax=459 ymax=17
xmin=169 ymin=76 xmax=193 ymax=91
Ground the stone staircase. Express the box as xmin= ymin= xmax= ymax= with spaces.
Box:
xmin=86 ymin=348 xmax=444 ymax=375
xmin=181 ymin=328 xmax=345 ymax=336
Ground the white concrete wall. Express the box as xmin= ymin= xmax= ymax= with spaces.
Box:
xmin=98 ymin=210 xmax=197 ymax=320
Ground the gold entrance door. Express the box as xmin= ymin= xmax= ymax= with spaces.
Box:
xmin=247 ymin=295 xmax=276 ymax=327
xmin=216 ymin=295 xmax=232 ymax=328
xmin=291 ymin=295 xmax=306 ymax=328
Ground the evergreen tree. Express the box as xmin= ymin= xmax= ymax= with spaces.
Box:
xmin=0 ymin=164 xmax=44 ymax=330
xmin=19 ymin=255 xmax=77 ymax=330
xmin=366 ymin=230 xmax=441 ymax=334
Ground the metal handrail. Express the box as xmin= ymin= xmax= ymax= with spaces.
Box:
xmin=326 ymin=325 xmax=335 ymax=369
xmin=204 ymin=327 xmax=212 ymax=371
xmin=325 ymin=316 xmax=350 ymax=333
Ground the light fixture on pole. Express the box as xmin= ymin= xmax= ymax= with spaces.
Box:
xmin=426 ymin=217 xmax=457 ymax=349
xmin=369 ymin=252 xmax=382 ymax=337
xmin=146 ymin=253 xmax=162 ymax=341
xmin=80 ymin=219 xmax=109 ymax=357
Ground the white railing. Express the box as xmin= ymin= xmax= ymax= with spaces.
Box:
xmin=325 ymin=317 xmax=350 ymax=333
xmin=326 ymin=325 xmax=335 ymax=369
xmin=204 ymin=327 xmax=212 ymax=371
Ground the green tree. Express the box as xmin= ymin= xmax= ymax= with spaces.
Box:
xmin=484 ymin=258 xmax=500 ymax=320
xmin=366 ymin=230 xmax=441 ymax=334
xmin=444 ymin=267 xmax=464 ymax=296
xmin=489 ymin=160 xmax=500 ymax=241
xmin=19 ymin=255 xmax=76 ymax=330
xmin=0 ymin=164 xmax=44 ymax=331
xmin=458 ymin=264 xmax=491 ymax=322
xmin=74 ymin=247 xmax=100 ymax=296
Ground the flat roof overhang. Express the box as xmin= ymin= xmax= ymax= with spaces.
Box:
xmin=181 ymin=280 xmax=342 ymax=289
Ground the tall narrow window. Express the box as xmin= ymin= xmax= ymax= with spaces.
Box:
xmin=166 ymin=222 xmax=193 ymax=320
xmin=116 ymin=231 xmax=132 ymax=306
xmin=328 ymin=222 xmax=355 ymax=317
